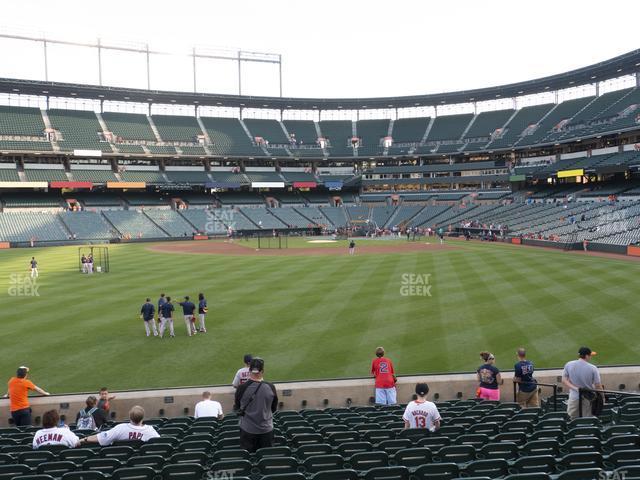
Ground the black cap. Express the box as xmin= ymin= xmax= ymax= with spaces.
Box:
xmin=415 ymin=383 xmax=429 ymax=396
xmin=250 ymin=357 xmax=264 ymax=374
xmin=243 ymin=354 xmax=253 ymax=364
xmin=578 ymin=347 xmax=597 ymax=357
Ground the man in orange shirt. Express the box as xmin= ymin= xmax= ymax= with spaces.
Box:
xmin=371 ymin=347 xmax=397 ymax=405
xmin=4 ymin=366 xmax=50 ymax=426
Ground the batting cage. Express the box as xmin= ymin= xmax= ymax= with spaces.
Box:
xmin=256 ymin=235 xmax=289 ymax=249
xmin=78 ymin=246 xmax=110 ymax=273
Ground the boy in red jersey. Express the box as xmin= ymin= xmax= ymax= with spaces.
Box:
xmin=371 ymin=346 xmax=397 ymax=405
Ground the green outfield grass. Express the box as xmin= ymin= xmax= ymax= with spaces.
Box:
xmin=0 ymin=238 xmax=638 ymax=394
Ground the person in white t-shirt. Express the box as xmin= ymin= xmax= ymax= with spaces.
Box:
xmin=232 ymin=354 xmax=253 ymax=389
xmin=194 ymin=391 xmax=224 ymax=419
xmin=402 ymin=383 xmax=441 ymax=432
xmin=33 ymin=410 xmax=80 ymax=449
xmin=81 ymin=406 xmax=159 ymax=446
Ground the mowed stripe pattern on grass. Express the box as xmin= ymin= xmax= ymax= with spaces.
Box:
xmin=0 ymin=239 xmax=637 ymax=393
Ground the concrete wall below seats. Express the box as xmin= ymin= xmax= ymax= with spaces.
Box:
xmin=1 ymin=365 xmax=639 ymax=426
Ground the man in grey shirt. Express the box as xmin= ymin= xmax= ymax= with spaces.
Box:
xmin=234 ymin=357 xmax=278 ymax=452
xmin=562 ymin=347 xmax=603 ymax=419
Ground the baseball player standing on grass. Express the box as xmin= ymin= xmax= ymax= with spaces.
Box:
xmin=197 ymin=293 xmax=208 ymax=333
xmin=179 ymin=296 xmax=197 ymax=336
xmin=30 ymin=257 xmax=38 ymax=278
xmin=159 ymin=296 xmax=175 ymax=338
xmin=157 ymin=293 xmax=167 ymax=333
xmin=348 ymin=240 xmax=356 ymax=256
xmin=140 ymin=298 xmax=157 ymax=337
xmin=371 ymin=346 xmax=397 ymax=405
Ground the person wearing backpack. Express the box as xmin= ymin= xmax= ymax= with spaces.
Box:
xmin=75 ymin=396 xmax=107 ymax=431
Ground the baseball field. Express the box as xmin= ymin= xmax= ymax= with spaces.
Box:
xmin=0 ymin=237 xmax=638 ymax=394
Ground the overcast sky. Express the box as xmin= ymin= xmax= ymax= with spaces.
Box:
xmin=0 ymin=0 xmax=637 ymax=99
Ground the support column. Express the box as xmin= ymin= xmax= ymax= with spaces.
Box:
xmin=97 ymin=38 xmax=103 ymax=86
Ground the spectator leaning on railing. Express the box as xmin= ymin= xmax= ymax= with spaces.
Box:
xmin=4 ymin=366 xmax=50 ymax=427
xmin=562 ymin=347 xmax=604 ymax=419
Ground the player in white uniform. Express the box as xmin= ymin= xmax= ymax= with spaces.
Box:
xmin=81 ymin=406 xmax=159 ymax=446
xmin=194 ymin=391 xmax=224 ymax=419
xmin=232 ymin=354 xmax=253 ymax=388
xmin=33 ymin=410 xmax=80 ymax=449
xmin=402 ymin=383 xmax=441 ymax=432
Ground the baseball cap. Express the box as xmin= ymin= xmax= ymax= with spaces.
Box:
xmin=250 ymin=357 xmax=264 ymax=374
xmin=578 ymin=347 xmax=597 ymax=357
xmin=415 ymin=383 xmax=429 ymax=396
xmin=243 ymin=354 xmax=253 ymax=364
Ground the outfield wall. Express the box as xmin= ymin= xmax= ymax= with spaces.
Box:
xmin=2 ymin=366 xmax=639 ymax=426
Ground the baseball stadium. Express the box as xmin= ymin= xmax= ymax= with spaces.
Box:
xmin=1 ymin=2 xmax=640 ymax=479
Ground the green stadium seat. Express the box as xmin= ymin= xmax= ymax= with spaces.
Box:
xmin=295 ymin=443 xmax=332 ymax=460
xmin=434 ymin=445 xmax=475 ymax=464
xmin=556 ymin=452 xmax=603 ymax=471
xmin=11 ymin=476 xmax=54 ymax=480
xmin=468 ymin=423 xmax=500 ymax=436
xmin=110 ymin=466 xmax=155 ymax=480
xmin=98 ymin=446 xmax=134 ymax=461
xmin=290 ymin=434 xmax=323 ymax=448
xmin=346 ymin=451 xmax=388 ymax=470
xmin=336 ymin=442 xmax=372 ymax=457
xmin=301 ymin=455 xmax=345 ymax=474
xmin=438 ymin=426 xmax=465 ymax=439
xmin=417 ymin=436 xmax=450 ymax=450
xmin=210 ymin=460 xmax=252 ymax=477
xmin=309 ymin=469 xmax=359 ymax=480
xmin=36 ymin=461 xmax=76 ymax=478
xmin=160 ymin=463 xmax=204 ymax=480
xmin=454 ymin=433 xmax=489 ymax=448
xmin=125 ymin=455 xmax=164 ymax=470
xmin=603 ymin=434 xmax=640 ymax=453
xmin=81 ymin=458 xmax=121 ymax=476
xmin=460 ymin=459 xmax=508 ymax=478
xmin=18 ymin=452 xmax=56 ymax=468
xmin=555 ymin=468 xmax=604 ymax=480
xmin=392 ymin=447 xmax=432 ymax=471
xmin=377 ymin=440 xmax=411 ymax=456
xmin=493 ymin=432 xmax=527 ymax=445
xmin=503 ymin=474 xmax=550 ymax=480
xmin=0 ymin=464 xmax=32 ymax=480
xmin=509 ymin=455 xmax=556 ymax=475
xmin=137 ymin=443 xmax=173 ymax=457
xmin=261 ymin=474 xmax=306 ymax=480
xmin=255 ymin=446 xmax=293 ymax=459
xmin=529 ymin=429 xmax=563 ymax=442
xmin=362 ymin=466 xmax=409 ymax=480
xmin=476 ymin=442 xmax=519 ymax=460
xmin=61 ymin=471 xmax=108 ymax=480
xmin=211 ymin=449 xmax=250 ymax=462
xmin=397 ymin=429 xmax=431 ymax=440
xmin=559 ymin=436 xmax=601 ymax=454
xmin=167 ymin=452 xmax=206 ymax=466
xmin=412 ymin=462 xmax=459 ymax=480
xmin=604 ymin=449 xmax=640 ymax=468
xmin=615 ymin=466 xmax=640 ymax=479
xmin=0 ymin=454 xmax=14 ymax=465
xmin=255 ymin=457 xmax=299 ymax=475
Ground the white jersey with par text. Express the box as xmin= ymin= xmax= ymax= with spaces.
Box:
xmin=97 ymin=423 xmax=159 ymax=446
xmin=402 ymin=400 xmax=441 ymax=431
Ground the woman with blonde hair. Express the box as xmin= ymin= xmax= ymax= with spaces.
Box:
xmin=477 ymin=352 xmax=503 ymax=400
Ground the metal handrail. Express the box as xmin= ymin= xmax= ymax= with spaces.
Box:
xmin=513 ymin=381 xmax=560 ymax=411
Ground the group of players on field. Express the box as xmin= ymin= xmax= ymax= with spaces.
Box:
xmin=140 ymin=293 xmax=208 ymax=338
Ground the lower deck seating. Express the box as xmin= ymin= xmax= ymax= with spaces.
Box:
xmin=143 ymin=209 xmax=198 ymax=237
xmin=102 ymin=210 xmax=168 ymax=238
xmin=2 ymin=395 xmax=639 ymax=480
xmin=0 ymin=212 xmax=68 ymax=242
xmin=59 ymin=211 xmax=115 ymax=239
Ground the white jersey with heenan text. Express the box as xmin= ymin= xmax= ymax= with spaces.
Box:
xmin=402 ymin=400 xmax=441 ymax=431
xmin=33 ymin=427 xmax=80 ymax=449
xmin=96 ymin=423 xmax=159 ymax=445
